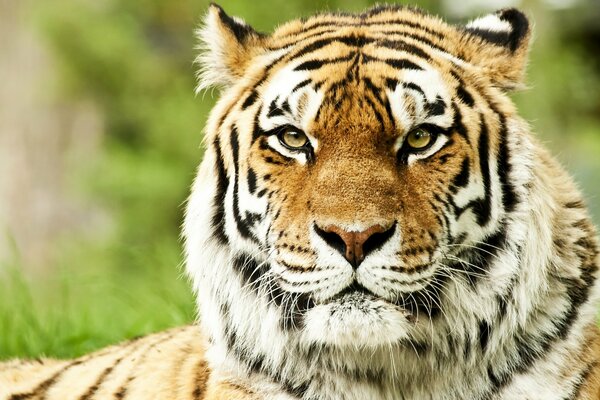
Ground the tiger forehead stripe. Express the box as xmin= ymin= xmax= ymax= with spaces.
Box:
xmin=272 ymin=7 xmax=447 ymax=41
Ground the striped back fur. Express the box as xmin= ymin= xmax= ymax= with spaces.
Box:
xmin=183 ymin=4 xmax=600 ymax=400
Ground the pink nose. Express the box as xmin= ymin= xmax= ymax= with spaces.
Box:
xmin=315 ymin=223 xmax=395 ymax=268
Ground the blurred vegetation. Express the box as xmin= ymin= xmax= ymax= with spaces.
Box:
xmin=1 ymin=0 xmax=599 ymax=359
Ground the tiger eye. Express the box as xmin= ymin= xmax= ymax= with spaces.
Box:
xmin=406 ymin=129 xmax=433 ymax=150
xmin=280 ymin=129 xmax=309 ymax=149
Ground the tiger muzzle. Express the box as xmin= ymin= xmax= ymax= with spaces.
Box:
xmin=314 ymin=223 xmax=396 ymax=268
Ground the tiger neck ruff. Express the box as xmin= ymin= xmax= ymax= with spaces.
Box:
xmin=2 ymin=4 xmax=599 ymax=400
xmin=182 ymin=4 xmax=600 ymax=400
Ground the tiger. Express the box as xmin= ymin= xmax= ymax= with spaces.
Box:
xmin=2 ymin=3 xmax=600 ymax=400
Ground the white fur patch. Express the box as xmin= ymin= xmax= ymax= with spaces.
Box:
xmin=301 ymin=298 xmax=412 ymax=347
xmin=466 ymin=14 xmax=513 ymax=33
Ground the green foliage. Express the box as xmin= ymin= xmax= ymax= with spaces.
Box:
xmin=0 ymin=254 xmax=194 ymax=359
xmin=1 ymin=0 xmax=599 ymax=360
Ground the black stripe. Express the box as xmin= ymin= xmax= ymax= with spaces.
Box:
xmin=363 ymin=77 xmax=396 ymax=128
xmin=288 ymin=36 xmax=354 ymax=60
xmin=465 ymin=27 xmax=511 ymax=48
xmin=478 ymin=320 xmax=491 ymax=353
xmin=230 ymin=255 xmax=315 ymax=332
xmin=395 ymin=272 xmax=447 ymax=318
xmin=235 ymin=56 xmax=283 ymax=112
xmin=269 ymin=23 xmax=447 ymax=56
xmin=292 ymin=79 xmax=312 ymax=92
xmin=192 ymin=359 xmax=209 ymax=399
xmin=211 ymin=4 xmax=261 ymax=43
xmin=363 ymin=77 xmax=396 ymax=126
xmin=251 ymin=108 xmax=264 ymax=143
xmin=112 ymin=332 xmax=178 ymax=399
xmin=452 ymin=157 xmax=470 ymax=190
xmin=264 ymin=156 xmax=287 ymax=165
xmin=438 ymin=153 xmax=452 ymax=165
xmin=385 ymin=78 xmax=398 ymax=90
xmin=232 ymin=254 xmax=267 ymax=292
xmin=451 ymin=70 xmax=474 ymax=106
xmin=363 ymin=77 xmax=382 ymax=101
xmin=217 ymin=296 xmax=312 ymax=397
xmin=449 ymin=224 xmax=508 ymax=288
xmin=241 ymin=90 xmax=259 ymax=110
xmin=478 ymin=245 xmax=597 ymax=396
xmin=247 ymin=168 xmax=257 ymax=194
xmin=425 ymin=95 xmax=446 ymax=117
xmin=286 ymin=35 xmax=376 ymax=61
xmin=276 ymin=290 xmax=314 ymax=331
xmin=465 ymin=20 xmax=526 ymax=52
xmin=496 ymin=115 xmax=519 ymax=213
xmin=230 ymin=127 xmax=259 ymax=242
xmin=488 ymin=255 xmax=598 ymax=396
xmin=473 ymin=227 xmax=507 ymax=275
xmin=267 ymin=28 xmax=340 ymax=51
xmin=487 ymin=365 xmax=508 ymax=391
xmin=211 ymin=138 xmax=229 ymax=245
xmin=364 ymin=96 xmax=385 ymax=129
xmin=463 ymin=334 xmax=472 ymax=360
xmin=294 ymin=53 xmax=355 ymax=71
xmin=293 ymin=18 xmax=446 ymax=41
xmin=9 ymin=361 xmax=83 ymax=400
xmin=337 ymin=35 xmax=376 ymax=47
xmin=403 ymin=82 xmax=425 ymax=97
xmin=471 ymin=116 xmax=492 ymax=226
xmin=373 ymin=30 xmax=446 ymax=54
xmin=556 ymin=261 xmax=598 ymax=341
xmin=565 ymin=200 xmax=585 ymax=209
xmin=267 ymin=99 xmax=284 ymax=118
xmin=376 ymin=39 xmax=432 ymax=60
xmin=274 ymin=26 xmax=439 ymax=61
xmin=456 ymin=86 xmax=474 ymax=107
xmin=381 ymin=58 xmax=423 ymax=70
xmin=78 ymin=354 xmax=129 ymax=400
xmin=450 ymin=103 xmax=470 ymax=143
xmin=245 ymin=212 xmax=262 ymax=226
xmin=496 ymin=273 xmax=517 ymax=318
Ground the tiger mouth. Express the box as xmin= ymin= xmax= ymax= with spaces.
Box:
xmin=331 ymin=281 xmax=376 ymax=300
xmin=322 ymin=275 xmax=443 ymax=320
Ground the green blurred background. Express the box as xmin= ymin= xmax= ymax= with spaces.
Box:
xmin=0 ymin=0 xmax=599 ymax=359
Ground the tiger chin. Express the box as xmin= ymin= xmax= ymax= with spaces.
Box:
xmin=2 ymin=4 xmax=600 ymax=400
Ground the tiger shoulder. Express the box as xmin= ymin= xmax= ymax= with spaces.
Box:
xmin=2 ymin=4 xmax=600 ymax=400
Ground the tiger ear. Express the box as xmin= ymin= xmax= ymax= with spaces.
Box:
xmin=460 ymin=9 xmax=532 ymax=90
xmin=196 ymin=3 xmax=265 ymax=92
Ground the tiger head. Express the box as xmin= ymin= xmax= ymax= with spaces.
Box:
xmin=184 ymin=4 xmax=533 ymax=350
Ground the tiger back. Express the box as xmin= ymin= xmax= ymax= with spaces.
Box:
xmin=2 ymin=4 xmax=600 ymax=400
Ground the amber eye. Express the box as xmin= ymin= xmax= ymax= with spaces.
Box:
xmin=278 ymin=128 xmax=309 ymax=150
xmin=406 ymin=128 xmax=434 ymax=150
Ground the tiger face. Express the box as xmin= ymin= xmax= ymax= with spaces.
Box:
xmin=186 ymin=5 xmax=532 ymax=348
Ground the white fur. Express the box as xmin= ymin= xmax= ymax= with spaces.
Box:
xmin=467 ymin=14 xmax=513 ymax=33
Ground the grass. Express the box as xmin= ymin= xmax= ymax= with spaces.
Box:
xmin=0 ymin=241 xmax=195 ymax=361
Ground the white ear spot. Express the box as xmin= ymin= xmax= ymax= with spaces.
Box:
xmin=466 ymin=14 xmax=512 ymax=33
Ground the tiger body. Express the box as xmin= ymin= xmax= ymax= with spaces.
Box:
xmin=2 ymin=4 xmax=600 ymax=400
xmin=0 ymin=327 xmax=210 ymax=400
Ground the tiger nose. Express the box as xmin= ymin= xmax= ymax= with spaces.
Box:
xmin=314 ymin=223 xmax=396 ymax=268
